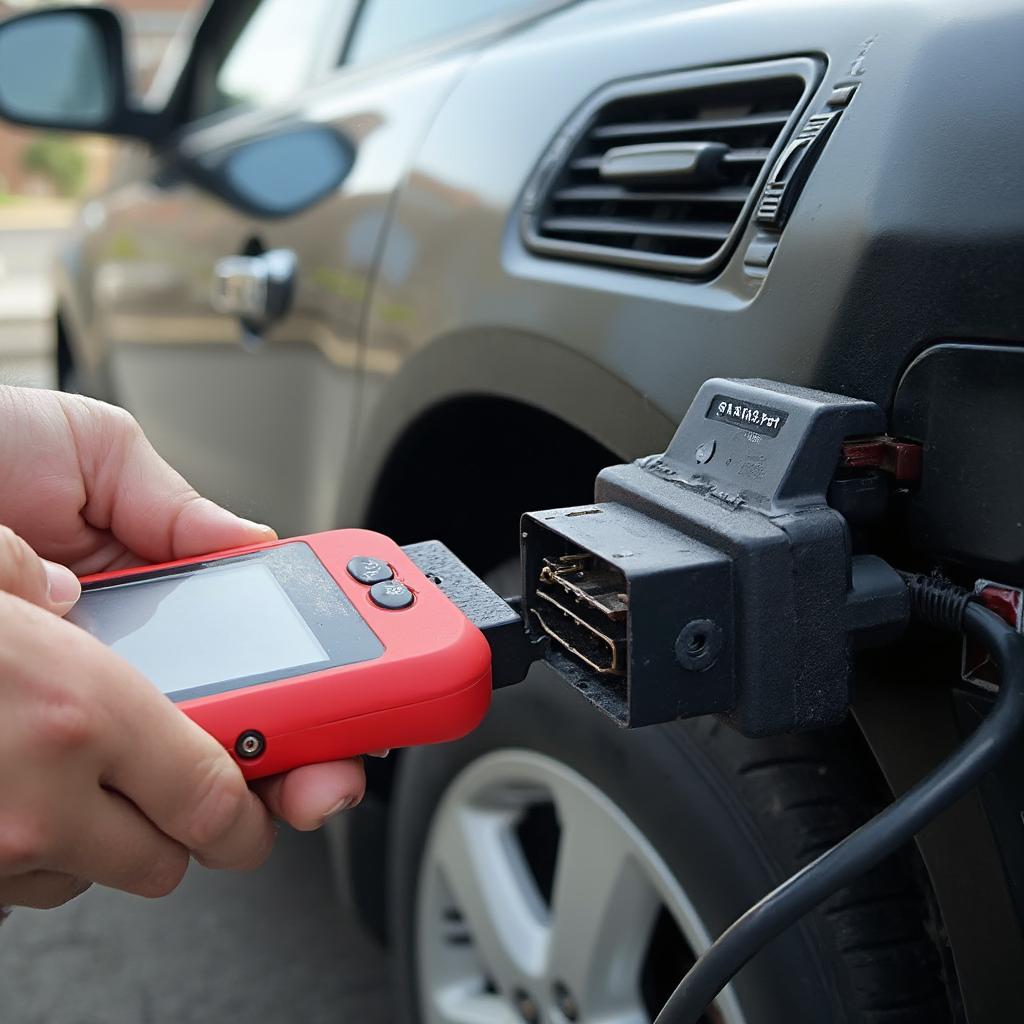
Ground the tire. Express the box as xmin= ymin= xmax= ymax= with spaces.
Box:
xmin=389 ymin=661 xmax=953 ymax=1024
xmin=55 ymin=313 xmax=81 ymax=394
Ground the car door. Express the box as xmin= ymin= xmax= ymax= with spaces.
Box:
xmin=86 ymin=0 xmax=482 ymax=536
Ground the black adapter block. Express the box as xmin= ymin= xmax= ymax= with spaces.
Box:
xmin=521 ymin=378 xmax=909 ymax=735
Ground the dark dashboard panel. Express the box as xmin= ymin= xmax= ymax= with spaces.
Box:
xmin=894 ymin=343 xmax=1024 ymax=584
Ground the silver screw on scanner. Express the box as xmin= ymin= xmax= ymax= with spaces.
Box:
xmin=235 ymin=730 xmax=266 ymax=759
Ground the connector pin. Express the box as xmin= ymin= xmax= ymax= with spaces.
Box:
xmin=533 ymin=554 xmax=628 ymax=675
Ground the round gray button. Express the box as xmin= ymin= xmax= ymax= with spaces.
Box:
xmin=369 ymin=580 xmax=414 ymax=609
xmin=348 ymin=556 xmax=393 ymax=585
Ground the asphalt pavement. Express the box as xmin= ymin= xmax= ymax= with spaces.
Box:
xmin=0 ymin=221 xmax=64 ymax=389
xmin=0 ymin=827 xmax=394 ymax=1024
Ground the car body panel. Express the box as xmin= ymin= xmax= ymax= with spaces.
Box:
xmin=64 ymin=51 xmax=477 ymax=535
xmin=352 ymin=0 xmax=1024 ymax=523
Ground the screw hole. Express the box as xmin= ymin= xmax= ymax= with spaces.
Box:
xmin=675 ymin=618 xmax=721 ymax=671
xmin=235 ymin=730 xmax=266 ymax=760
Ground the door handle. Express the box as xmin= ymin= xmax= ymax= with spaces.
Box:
xmin=211 ymin=248 xmax=297 ymax=331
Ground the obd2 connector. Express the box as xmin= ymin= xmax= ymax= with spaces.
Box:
xmin=521 ymin=378 xmax=909 ymax=736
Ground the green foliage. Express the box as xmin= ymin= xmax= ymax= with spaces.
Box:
xmin=21 ymin=134 xmax=86 ymax=197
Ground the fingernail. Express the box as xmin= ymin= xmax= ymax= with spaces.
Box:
xmin=239 ymin=517 xmax=277 ymax=537
xmin=43 ymin=560 xmax=81 ymax=608
xmin=320 ymin=794 xmax=358 ymax=824
xmin=367 ymin=749 xmax=391 ymax=759
xmin=200 ymin=501 xmax=276 ymax=538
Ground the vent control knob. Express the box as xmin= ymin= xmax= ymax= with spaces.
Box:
xmin=756 ymin=109 xmax=843 ymax=230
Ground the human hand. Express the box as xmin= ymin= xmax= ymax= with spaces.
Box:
xmin=0 ymin=582 xmax=277 ymax=908
xmin=0 ymin=388 xmax=366 ymax=906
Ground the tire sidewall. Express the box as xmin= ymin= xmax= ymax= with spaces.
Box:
xmin=389 ymin=666 xmax=847 ymax=1024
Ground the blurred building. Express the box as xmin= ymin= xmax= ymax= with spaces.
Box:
xmin=0 ymin=0 xmax=199 ymax=196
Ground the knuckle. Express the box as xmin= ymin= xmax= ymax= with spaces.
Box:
xmin=33 ymin=696 xmax=95 ymax=753
xmin=183 ymin=759 xmax=249 ymax=851
xmin=136 ymin=850 xmax=188 ymax=899
xmin=35 ymin=876 xmax=91 ymax=910
xmin=240 ymin=827 xmax=275 ymax=871
xmin=0 ymin=816 xmax=52 ymax=872
xmin=0 ymin=525 xmax=31 ymax=578
xmin=96 ymin=399 xmax=142 ymax=443
xmin=69 ymin=394 xmax=142 ymax=458
xmin=0 ymin=523 xmax=17 ymax=551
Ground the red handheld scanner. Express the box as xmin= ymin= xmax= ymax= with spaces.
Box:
xmin=72 ymin=530 xmax=501 ymax=779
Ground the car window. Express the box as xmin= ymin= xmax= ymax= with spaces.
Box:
xmin=345 ymin=0 xmax=542 ymax=66
xmin=188 ymin=0 xmax=351 ymax=122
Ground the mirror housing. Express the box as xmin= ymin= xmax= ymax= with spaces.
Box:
xmin=0 ymin=5 xmax=164 ymax=140
xmin=181 ymin=125 xmax=356 ymax=219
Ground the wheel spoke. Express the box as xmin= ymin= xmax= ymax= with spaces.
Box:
xmin=591 ymin=1011 xmax=651 ymax=1024
xmin=417 ymin=751 xmax=748 ymax=1024
xmin=433 ymin=983 xmax=521 ymax=1024
xmin=432 ymin=803 xmax=549 ymax=983
xmin=544 ymin=775 xmax=661 ymax=1018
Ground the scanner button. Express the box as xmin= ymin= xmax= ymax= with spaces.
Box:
xmin=370 ymin=580 xmax=414 ymax=609
xmin=348 ymin=557 xmax=394 ymax=584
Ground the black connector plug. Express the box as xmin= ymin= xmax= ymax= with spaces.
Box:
xmin=521 ymin=378 xmax=910 ymax=736
xmin=402 ymin=539 xmax=539 ymax=688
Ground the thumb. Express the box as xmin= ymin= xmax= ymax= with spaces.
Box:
xmin=67 ymin=398 xmax=277 ymax=562
xmin=0 ymin=525 xmax=80 ymax=615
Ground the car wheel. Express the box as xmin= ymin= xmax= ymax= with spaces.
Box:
xmin=389 ymin=659 xmax=952 ymax=1023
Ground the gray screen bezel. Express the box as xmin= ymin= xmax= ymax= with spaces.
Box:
xmin=76 ymin=542 xmax=385 ymax=702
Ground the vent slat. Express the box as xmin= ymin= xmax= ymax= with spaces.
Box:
xmin=569 ymin=155 xmax=605 ymax=172
xmin=526 ymin=61 xmax=809 ymax=276
xmin=570 ymin=147 xmax=771 ymax=175
xmin=553 ymin=184 xmax=749 ymax=205
xmin=540 ymin=217 xmax=733 ymax=242
xmin=720 ymin=148 xmax=771 ymax=165
xmin=591 ymin=112 xmax=791 ymax=141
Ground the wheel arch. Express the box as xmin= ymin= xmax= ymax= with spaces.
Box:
xmin=363 ymin=393 xmax=617 ymax=577
xmin=329 ymin=389 xmax=619 ymax=940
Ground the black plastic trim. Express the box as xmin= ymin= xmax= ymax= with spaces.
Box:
xmin=520 ymin=56 xmax=822 ymax=279
xmin=0 ymin=5 xmax=166 ymax=140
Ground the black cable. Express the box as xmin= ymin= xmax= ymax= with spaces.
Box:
xmin=654 ymin=581 xmax=1024 ymax=1024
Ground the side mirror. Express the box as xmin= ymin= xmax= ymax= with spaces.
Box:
xmin=0 ymin=6 xmax=161 ymax=139
xmin=185 ymin=125 xmax=356 ymax=218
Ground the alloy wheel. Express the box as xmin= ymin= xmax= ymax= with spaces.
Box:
xmin=415 ymin=749 xmax=746 ymax=1024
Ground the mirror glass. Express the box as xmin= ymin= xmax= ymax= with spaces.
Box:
xmin=208 ymin=126 xmax=354 ymax=217
xmin=0 ymin=13 xmax=113 ymax=127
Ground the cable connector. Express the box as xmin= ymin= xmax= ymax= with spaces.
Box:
xmin=522 ymin=379 xmax=911 ymax=735
xmin=403 ymin=540 xmax=539 ymax=689
xmin=897 ymin=571 xmax=974 ymax=632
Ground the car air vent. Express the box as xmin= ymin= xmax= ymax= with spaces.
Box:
xmin=522 ymin=58 xmax=819 ymax=277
